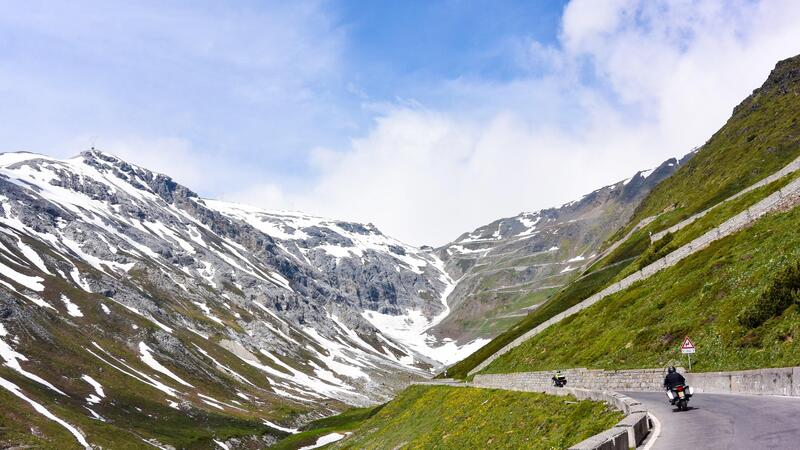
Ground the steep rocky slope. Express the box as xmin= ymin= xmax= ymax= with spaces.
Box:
xmin=0 ymin=150 xmax=474 ymax=448
xmin=431 ymin=157 xmax=683 ymax=341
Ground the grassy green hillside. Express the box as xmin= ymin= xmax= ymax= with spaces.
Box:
xmin=332 ymin=385 xmax=622 ymax=450
xmin=442 ymin=170 xmax=796 ymax=379
xmin=442 ymin=53 xmax=800 ymax=379
xmin=614 ymin=54 xmax=800 ymax=242
xmin=482 ymin=201 xmax=800 ymax=374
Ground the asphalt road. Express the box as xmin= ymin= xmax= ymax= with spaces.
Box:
xmin=623 ymin=391 xmax=800 ymax=449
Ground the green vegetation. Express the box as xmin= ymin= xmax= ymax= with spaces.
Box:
xmin=664 ymin=170 xmax=800 ymax=249
xmin=333 ymin=385 xmax=622 ymax=450
xmin=481 ymin=204 xmax=800 ymax=374
xmin=636 ymin=232 xmax=675 ymax=270
xmin=439 ymin=286 xmax=561 ymax=339
xmin=738 ymin=262 xmax=800 ymax=328
xmin=609 ymin=169 xmax=800 ymax=283
xmin=272 ymin=406 xmax=383 ymax=450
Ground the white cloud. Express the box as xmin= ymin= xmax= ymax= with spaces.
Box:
xmin=0 ymin=0 xmax=348 ymax=170
xmin=246 ymin=106 xmax=658 ymax=245
xmin=231 ymin=0 xmax=800 ymax=246
xmin=7 ymin=1 xmax=798 ymax=248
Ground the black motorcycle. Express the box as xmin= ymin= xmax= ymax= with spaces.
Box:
xmin=666 ymin=384 xmax=693 ymax=411
xmin=552 ymin=376 xmax=567 ymax=387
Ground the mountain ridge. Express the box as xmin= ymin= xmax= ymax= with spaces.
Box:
xmin=429 ymin=154 xmax=685 ymax=342
xmin=0 ymin=148 xmax=489 ymax=448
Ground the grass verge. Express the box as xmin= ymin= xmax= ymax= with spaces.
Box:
xmin=332 ymin=385 xmax=622 ymax=450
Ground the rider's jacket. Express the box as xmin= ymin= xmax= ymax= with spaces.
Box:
xmin=663 ymin=372 xmax=686 ymax=389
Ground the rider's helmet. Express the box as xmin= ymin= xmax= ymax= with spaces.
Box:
xmin=667 ymin=366 xmax=676 ymax=374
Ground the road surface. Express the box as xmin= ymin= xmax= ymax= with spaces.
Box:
xmin=623 ymin=391 xmax=800 ymax=449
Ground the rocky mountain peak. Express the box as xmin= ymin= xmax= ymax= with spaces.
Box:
xmin=0 ymin=150 xmax=490 ymax=430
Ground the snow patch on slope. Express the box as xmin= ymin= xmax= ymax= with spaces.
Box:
xmin=362 ymin=254 xmax=489 ymax=367
xmin=0 ymin=376 xmax=91 ymax=449
xmin=138 ymin=342 xmax=194 ymax=388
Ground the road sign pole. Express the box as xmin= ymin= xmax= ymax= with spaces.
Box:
xmin=688 ymin=353 xmax=692 ymax=372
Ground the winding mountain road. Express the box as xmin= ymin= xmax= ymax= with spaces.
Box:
xmin=623 ymin=391 xmax=800 ymax=449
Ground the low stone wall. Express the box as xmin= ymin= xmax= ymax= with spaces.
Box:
xmin=594 ymin=216 xmax=657 ymax=263
xmin=688 ymin=367 xmax=800 ymax=397
xmin=473 ymin=369 xmax=665 ymax=393
xmin=473 ymin=365 xmax=800 ymax=398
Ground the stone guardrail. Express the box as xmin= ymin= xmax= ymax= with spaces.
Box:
xmin=418 ymin=379 xmax=651 ymax=450
xmin=687 ymin=366 xmax=800 ymax=397
xmin=593 ymin=216 xmax=657 ymax=263
xmin=468 ymin=172 xmax=800 ymax=376
xmin=473 ymin=365 xmax=800 ymax=398
xmin=472 ymin=369 xmax=666 ymax=392
xmin=650 ymin=154 xmax=800 ymax=242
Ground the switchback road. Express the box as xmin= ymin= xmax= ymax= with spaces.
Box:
xmin=623 ymin=391 xmax=800 ymax=449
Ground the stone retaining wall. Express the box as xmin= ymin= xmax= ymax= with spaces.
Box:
xmin=473 ymin=369 xmax=666 ymax=392
xmin=688 ymin=366 xmax=800 ymax=397
xmin=468 ymin=173 xmax=800 ymax=376
xmin=473 ymin=365 xmax=800 ymax=398
xmin=650 ymin=154 xmax=800 ymax=242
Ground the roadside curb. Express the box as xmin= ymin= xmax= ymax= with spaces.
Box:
xmin=639 ymin=413 xmax=661 ymax=450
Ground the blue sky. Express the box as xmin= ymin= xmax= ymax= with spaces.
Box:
xmin=2 ymin=1 xmax=800 ymax=245
xmin=0 ymin=0 xmax=565 ymax=179
xmin=341 ymin=1 xmax=566 ymax=83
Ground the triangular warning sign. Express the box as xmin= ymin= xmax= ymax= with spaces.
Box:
xmin=681 ymin=336 xmax=695 ymax=350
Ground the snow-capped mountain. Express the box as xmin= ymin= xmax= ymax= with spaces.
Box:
xmin=431 ymin=155 xmax=688 ymax=342
xmin=0 ymin=150 xmax=485 ymax=446
xmin=0 ymin=148 xmax=687 ymax=447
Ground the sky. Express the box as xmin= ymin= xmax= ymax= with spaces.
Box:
xmin=2 ymin=0 xmax=800 ymax=246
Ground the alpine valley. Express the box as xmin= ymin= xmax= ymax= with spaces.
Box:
xmin=0 ymin=148 xmax=675 ymax=448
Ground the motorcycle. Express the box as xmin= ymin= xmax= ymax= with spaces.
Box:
xmin=552 ymin=377 xmax=567 ymax=387
xmin=666 ymin=384 xmax=693 ymax=411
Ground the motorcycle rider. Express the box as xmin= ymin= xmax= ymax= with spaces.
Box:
xmin=663 ymin=366 xmax=686 ymax=403
xmin=552 ymin=370 xmax=567 ymax=387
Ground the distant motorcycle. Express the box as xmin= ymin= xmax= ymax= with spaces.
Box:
xmin=552 ymin=376 xmax=567 ymax=387
xmin=666 ymin=384 xmax=693 ymax=411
